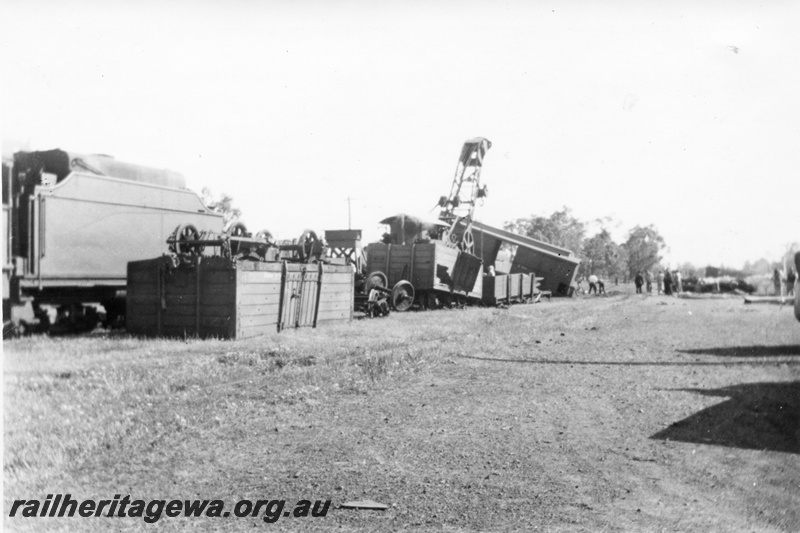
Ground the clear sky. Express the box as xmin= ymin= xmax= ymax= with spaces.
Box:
xmin=3 ymin=0 xmax=798 ymax=268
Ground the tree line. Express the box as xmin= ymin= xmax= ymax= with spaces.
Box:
xmin=504 ymin=207 xmax=665 ymax=281
xmin=204 ymin=191 xmax=796 ymax=281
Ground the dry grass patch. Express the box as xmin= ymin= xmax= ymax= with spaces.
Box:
xmin=4 ymin=288 xmax=799 ymax=532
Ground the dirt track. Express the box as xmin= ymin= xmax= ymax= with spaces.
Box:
xmin=4 ymin=288 xmax=800 ymax=531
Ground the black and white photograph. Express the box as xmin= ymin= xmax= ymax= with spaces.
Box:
xmin=3 ymin=1 xmax=799 ymax=531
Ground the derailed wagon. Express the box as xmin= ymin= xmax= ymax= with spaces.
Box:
xmin=364 ymin=239 xmax=483 ymax=310
xmin=359 ymin=139 xmax=492 ymax=311
xmin=360 ymin=137 xmax=576 ymax=312
xmin=467 ymin=220 xmax=580 ymax=297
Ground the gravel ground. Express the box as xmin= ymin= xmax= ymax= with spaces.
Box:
xmin=4 ymin=286 xmax=799 ymax=532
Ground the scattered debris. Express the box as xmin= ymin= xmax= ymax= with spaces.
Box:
xmin=743 ymin=296 xmax=795 ymax=306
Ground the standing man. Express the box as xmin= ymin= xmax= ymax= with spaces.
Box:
xmin=664 ymin=270 xmax=673 ymax=296
xmin=588 ymin=274 xmax=598 ymax=295
xmin=674 ymin=270 xmax=683 ymax=293
xmin=635 ymin=271 xmax=644 ymax=294
xmin=657 ymin=270 xmax=665 ymax=295
xmin=645 ymin=270 xmax=653 ymax=294
xmin=787 ymin=268 xmax=796 ymax=297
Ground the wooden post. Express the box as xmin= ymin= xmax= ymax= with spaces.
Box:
xmin=277 ymin=261 xmax=287 ymax=332
xmin=313 ymin=262 xmax=323 ymax=328
xmin=410 ymin=243 xmax=416 ymax=285
xmin=195 ymin=255 xmax=201 ymax=336
xmin=295 ymin=266 xmax=306 ymax=328
xmin=157 ymin=257 xmax=163 ymax=337
xmin=385 ymin=244 xmax=392 ymax=284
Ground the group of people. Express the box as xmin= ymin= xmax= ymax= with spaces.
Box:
xmin=634 ymin=269 xmax=682 ymax=295
xmin=773 ymin=268 xmax=796 ymax=297
xmin=575 ymin=274 xmax=606 ymax=295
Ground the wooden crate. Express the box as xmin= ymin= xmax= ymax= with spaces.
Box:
xmin=365 ymin=242 xmax=482 ymax=299
xmin=127 ymin=256 xmax=353 ymax=339
xmin=482 ymin=275 xmax=509 ymax=306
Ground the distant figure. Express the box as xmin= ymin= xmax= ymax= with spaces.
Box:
xmin=487 ymin=265 xmax=496 ymax=277
xmin=645 ymin=270 xmax=653 ymax=293
xmin=588 ymin=274 xmax=598 ymax=294
xmin=634 ymin=271 xmax=644 ymax=294
xmin=598 ymin=278 xmax=606 ymax=294
xmin=674 ymin=270 xmax=683 ymax=293
xmin=787 ymin=268 xmax=796 ymax=297
xmin=614 ymin=276 xmax=618 ymax=286
xmin=664 ymin=270 xmax=673 ymax=296
xmin=575 ymin=277 xmax=584 ymax=294
xmin=657 ymin=270 xmax=665 ymax=294
xmin=773 ymin=269 xmax=782 ymax=296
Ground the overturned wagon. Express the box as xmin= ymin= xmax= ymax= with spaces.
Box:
xmin=469 ymin=221 xmax=580 ymax=296
xmin=127 ymin=256 xmax=353 ymax=339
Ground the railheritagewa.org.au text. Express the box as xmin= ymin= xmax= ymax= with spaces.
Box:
xmin=9 ymin=494 xmax=331 ymax=524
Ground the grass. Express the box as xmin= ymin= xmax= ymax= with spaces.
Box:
xmin=4 ymin=285 xmax=800 ymax=531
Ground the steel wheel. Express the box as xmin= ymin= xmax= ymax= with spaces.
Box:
xmin=364 ymin=271 xmax=388 ymax=294
xmin=225 ymin=221 xmax=249 ymax=256
xmin=298 ymin=229 xmax=320 ymax=263
xmin=170 ymin=223 xmax=203 ymax=256
xmin=391 ymin=280 xmax=415 ymax=312
xmin=254 ymin=229 xmax=274 ymax=259
xmin=255 ymin=229 xmax=274 ymax=244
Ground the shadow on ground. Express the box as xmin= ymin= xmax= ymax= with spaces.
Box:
xmin=677 ymin=345 xmax=800 ymax=357
xmin=456 ymin=355 xmax=800 ymax=367
xmin=651 ymin=381 xmax=800 ymax=454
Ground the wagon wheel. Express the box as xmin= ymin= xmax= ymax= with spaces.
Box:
xmin=169 ymin=223 xmax=203 ymax=256
xmin=255 ymin=229 xmax=274 ymax=244
xmin=225 ymin=220 xmax=249 ymax=256
xmin=297 ymin=229 xmax=320 ymax=263
xmin=391 ymin=280 xmax=415 ymax=312
xmin=364 ymin=271 xmax=388 ymax=295
xmin=254 ymin=229 xmax=274 ymax=259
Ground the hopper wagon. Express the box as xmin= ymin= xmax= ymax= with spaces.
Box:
xmin=467 ymin=220 xmax=580 ymax=297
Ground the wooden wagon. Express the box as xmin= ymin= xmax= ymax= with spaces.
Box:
xmin=127 ymin=256 xmax=353 ymax=339
xmin=364 ymin=241 xmax=483 ymax=309
xmin=482 ymin=273 xmax=542 ymax=306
